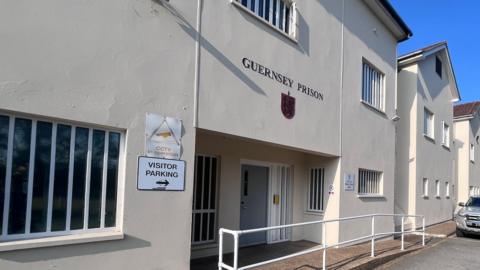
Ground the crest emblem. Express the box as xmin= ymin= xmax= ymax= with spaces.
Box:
xmin=281 ymin=92 xmax=295 ymax=119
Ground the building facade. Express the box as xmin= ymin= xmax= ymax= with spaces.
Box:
xmin=0 ymin=0 xmax=413 ymax=269
xmin=454 ymin=102 xmax=480 ymax=204
xmin=395 ymin=42 xmax=460 ymax=227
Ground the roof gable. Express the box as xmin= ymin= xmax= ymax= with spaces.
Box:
xmin=454 ymin=102 xmax=480 ymax=120
xmin=398 ymin=42 xmax=460 ymax=102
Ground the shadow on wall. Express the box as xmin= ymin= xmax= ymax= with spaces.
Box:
xmin=0 ymin=235 xmax=151 ymax=263
xmin=416 ymin=54 xmax=449 ymax=102
xmin=152 ymin=0 xmax=267 ymax=96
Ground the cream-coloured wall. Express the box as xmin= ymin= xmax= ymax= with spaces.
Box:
xmin=455 ymin=116 xmax=480 ymax=204
xmin=455 ymin=120 xmax=471 ymax=203
xmin=197 ymin=0 xmax=343 ymax=156
xmin=338 ymin=0 xmax=398 ymax=241
xmin=414 ymin=53 xmax=456 ymax=226
xmin=395 ymin=65 xmax=418 ymax=226
xmin=192 ymin=131 xmax=340 ymax=258
xmin=0 ymin=1 xmax=198 ymax=269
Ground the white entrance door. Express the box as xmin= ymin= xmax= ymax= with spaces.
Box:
xmin=267 ymin=165 xmax=293 ymax=243
xmin=240 ymin=165 xmax=269 ymax=247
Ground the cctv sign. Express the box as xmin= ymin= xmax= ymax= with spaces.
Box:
xmin=137 ymin=156 xmax=185 ymax=191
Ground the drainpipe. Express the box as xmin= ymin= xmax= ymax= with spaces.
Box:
xmin=193 ymin=0 xmax=203 ymax=128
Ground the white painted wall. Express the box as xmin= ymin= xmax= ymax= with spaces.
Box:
xmin=0 ymin=1 xmax=197 ymax=269
xmin=338 ymin=0 xmax=398 ymax=241
xmin=397 ymin=52 xmax=457 ymax=227
xmin=455 ymin=116 xmax=480 ymax=204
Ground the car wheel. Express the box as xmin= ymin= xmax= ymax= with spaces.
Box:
xmin=456 ymin=229 xmax=465 ymax=237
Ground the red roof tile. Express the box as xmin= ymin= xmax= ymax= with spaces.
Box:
xmin=454 ymin=102 xmax=480 ymax=118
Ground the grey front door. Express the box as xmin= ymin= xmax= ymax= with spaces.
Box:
xmin=240 ymin=165 xmax=269 ymax=247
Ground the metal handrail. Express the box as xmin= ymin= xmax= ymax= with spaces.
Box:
xmin=218 ymin=213 xmax=425 ymax=270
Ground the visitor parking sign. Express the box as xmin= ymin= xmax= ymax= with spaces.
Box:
xmin=137 ymin=156 xmax=185 ymax=191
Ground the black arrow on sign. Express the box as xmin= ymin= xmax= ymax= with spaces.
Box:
xmin=156 ymin=180 xmax=170 ymax=186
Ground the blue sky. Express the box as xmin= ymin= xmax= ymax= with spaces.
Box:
xmin=391 ymin=0 xmax=479 ymax=104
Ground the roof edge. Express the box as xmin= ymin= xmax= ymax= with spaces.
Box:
xmin=378 ymin=0 xmax=413 ymax=42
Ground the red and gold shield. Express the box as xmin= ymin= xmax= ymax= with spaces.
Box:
xmin=281 ymin=92 xmax=295 ymax=119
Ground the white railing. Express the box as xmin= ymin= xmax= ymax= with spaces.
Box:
xmin=218 ymin=214 xmax=425 ymax=270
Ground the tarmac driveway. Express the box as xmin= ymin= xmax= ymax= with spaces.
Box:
xmin=383 ymin=235 xmax=480 ymax=270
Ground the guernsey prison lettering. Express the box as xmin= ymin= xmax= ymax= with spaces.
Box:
xmin=242 ymin=57 xmax=324 ymax=101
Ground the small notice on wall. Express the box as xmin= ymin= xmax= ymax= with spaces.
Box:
xmin=344 ymin=173 xmax=355 ymax=192
xmin=137 ymin=156 xmax=185 ymax=191
xmin=145 ymin=113 xmax=182 ymax=159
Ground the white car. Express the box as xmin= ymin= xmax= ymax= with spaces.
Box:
xmin=455 ymin=196 xmax=480 ymax=237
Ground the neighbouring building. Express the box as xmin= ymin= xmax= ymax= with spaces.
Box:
xmin=454 ymin=102 xmax=480 ymax=204
xmin=395 ymin=42 xmax=461 ymax=228
xmin=0 ymin=0 xmax=412 ymax=269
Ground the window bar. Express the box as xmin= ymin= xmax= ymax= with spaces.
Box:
xmin=65 ymin=126 xmax=76 ymax=231
xmin=192 ymin=156 xmax=198 ymax=242
xmin=1 ymin=117 xmax=14 ymax=237
xmin=25 ymin=120 xmax=37 ymax=234
xmin=254 ymin=0 xmax=260 ymax=15
xmin=279 ymin=0 xmax=285 ymax=31
xmin=317 ymin=169 xmax=321 ymax=210
xmin=321 ymin=169 xmax=325 ymax=210
xmin=46 ymin=123 xmax=57 ymax=232
xmin=313 ymin=169 xmax=318 ymax=211
xmin=268 ymin=0 xmax=274 ymax=24
xmin=83 ymin=129 xmax=93 ymax=230
xmin=206 ymin=156 xmax=213 ymax=241
xmin=199 ymin=156 xmax=206 ymax=241
xmin=274 ymin=0 xmax=280 ymax=26
xmin=100 ymin=131 xmax=109 ymax=229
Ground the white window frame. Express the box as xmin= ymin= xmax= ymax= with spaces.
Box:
xmin=470 ymin=144 xmax=475 ymax=162
xmin=306 ymin=168 xmax=325 ymax=213
xmin=435 ymin=180 xmax=440 ymax=198
xmin=232 ymin=0 xmax=298 ymax=41
xmin=191 ymin=154 xmax=220 ymax=246
xmin=0 ymin=112 xmax=125 ymax=243
xmin=361 ymin=60 xmax=386 ymax=112
xmin=422 ymin=178 xmax=429 ymax=197
xmin=442 ymin=121 xmax=450 ymax=148
xmin=358 ymin=169 xmax=383 ymax=196
xmin=423 ymin=108 xmax=435 ymax=140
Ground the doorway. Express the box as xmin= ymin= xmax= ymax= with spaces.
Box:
xmin=239 ymin=162 xmax=293 ymax=247
xmin=240 ymin=165 xmax=269 ymax=247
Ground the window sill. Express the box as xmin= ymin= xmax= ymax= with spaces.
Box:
xmin=0 ymin=231 xmax=124 ymax=252
xmin=191 ymin=242 xmax=218 ymax=251
xmin=360 ymin=100 xmax=387 ymax=117
xmin=422 ymin=195 xmax=429 ymax=199
xmin=423 ymin=134 xmax=435 ymax=143
xmin=357 ymin=194 xmax=385 ymax=198
xmin=442 ymin=144 xmax=450 ymax=150
xmin=231 ymin=0 xmax=298 ymax=44
xmin=435 ymin=195 xmax=441 ymax=199
xmin=305 ymin=211 xmax=324 ymax=216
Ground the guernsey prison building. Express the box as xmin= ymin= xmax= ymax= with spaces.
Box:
xmin=0 ymin=1 xmax=467 ymax=270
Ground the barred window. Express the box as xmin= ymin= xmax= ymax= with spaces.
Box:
xmin=192 ymin=155 xmax=218 ymax=245
xmin=435 ymin=180 xmax=440 ymax=197
xmin=358 ymin=169 xmax=382 ymax=195
xmin=445 ymin=182 xmax=450 ymax=198
xmin=0 ymin=114 xmax=123 ymax=242
xmin=236 ymin=0 xmax=296 ymax=37
xmin=307 ymin=168 xmax=324 ymax=212
xmin=362 ymin=61 xmax=385 ymax=111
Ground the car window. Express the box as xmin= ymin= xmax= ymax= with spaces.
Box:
xmin=466 ymin=197 xmax=480 ymax=207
